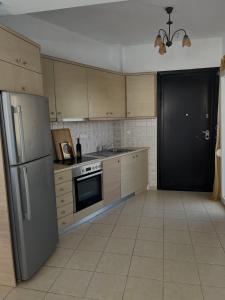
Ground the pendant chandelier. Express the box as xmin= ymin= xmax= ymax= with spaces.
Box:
xmin=154 ymin=7 xmax=191 ymax=55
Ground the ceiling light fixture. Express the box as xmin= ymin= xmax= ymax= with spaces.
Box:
xmin=154 ymin=7 xmax=191 ymax=55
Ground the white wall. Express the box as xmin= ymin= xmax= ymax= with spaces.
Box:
xmin=0 ymin=15 xmax=121 ymax=71
xmin=122 ymin=37 xmax=222 ymax=73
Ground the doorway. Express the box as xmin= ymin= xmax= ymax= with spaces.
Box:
xmin=157 ymin=68 xmax=219 ymax=192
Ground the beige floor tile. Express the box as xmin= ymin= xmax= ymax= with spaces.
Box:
xmin=164 ymin=260 xmax=200 ymax=285
xmin=46 ymin=248 xmax=74 ymax=268
xmin=164 ymin=209 xmax=186 ymax=219
xmin=111 ymin=225 xmax=138 ymax=239
xmin=5 ymin=288 xmax=45 ymax=300
xmin=58 ymin=232 xmax=83 ymax=249
xmin=120 ymin=205 xmax=143 ymax=216
xmin=194 ymin=246 xmax=225 ymax=265
xmin=164 ymin=218 xmax=188 ymax=231
xmin=96 ymin=253 xmax=131 ymax=275
xmin=85 ymin=272 xmax=126 ymax=300
xmin=164 ymin=282 xmax=203 ymax=300
xmin=92 ymin=213 xmax=119 ymax=225
xmin=202 ymin=286 xmax=225 ymax=300
xmin=198 ymin=263 xmax=225 ymax=287
xmin=45 ymin=293 xmax=81 ymax=299
xmin=50 ymin=269 xmax=93 ymax=297
xmin=213 ymin=222 xmax=225 ymax=235
xmin=137 ymin=227 xmax=163 ymax=242
xmin=77 ymin=235 xmax=108 ymax=251
xmin=129 ymin=256 xmax=163 ymax=280
xmin=164 ymin=230 xmax=191 ymax=245
xmin=65 ymin=250 xmax=102 ymax=271
xmin=164 ymin=243 xmax=195 ymax=262
xmin=71 ymin=223 xmax=91 ymax=236
xmin=142 ymin=208 xmax=164 ymax=218
xmin=191 ymin=232 xmax=221 ymax=247
xmin=87 ymin=224 xmax=114 ymax=237
xmin=123 ymin=277 xmax=163 ymax=300
xmin=19 ymin=266 xmax=61 ymax=292
xmin=104 ymin=237 xmax=135 ymax=255
xmin=0 ymin=285 xmax=12 ymax=299
xmin=218 ymin=234 xmax=225 ymax=248
xmin=134 ymin=240 xmax=163 ymax=258
xmin=139 ymin=216 xmax=163 ymax=229
xmin=117 ymin=215 xmax=140 ymax=227
xmin=188 ymin=221 xmax=215 ymax=233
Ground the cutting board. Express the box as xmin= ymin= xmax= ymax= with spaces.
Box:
xmin=51 ymin=128 xmax=75 ymax=161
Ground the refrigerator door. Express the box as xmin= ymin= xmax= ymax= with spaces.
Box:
xmin=2 ymin=92 xmax=52 ymax=165
xmin=10 ymin=156 xmax=58 ymax=280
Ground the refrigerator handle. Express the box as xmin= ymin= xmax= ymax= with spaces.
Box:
xmin=22 ymin=167 xmax=32 ymax=221
xmin=14 ymin=105 xmax=26 ymax=163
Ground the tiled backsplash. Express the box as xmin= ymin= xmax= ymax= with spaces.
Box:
xmin=51 ymin=119 xmax=157 ymax=189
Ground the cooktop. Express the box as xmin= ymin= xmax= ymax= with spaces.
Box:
xmin=55 ymin=156 xmax=98 ymax=166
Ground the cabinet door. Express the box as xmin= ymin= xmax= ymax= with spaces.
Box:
xmin=126 ymin=74 xmax=156 ymax=118
xmin=88 ymin=69 xmax=126 ymax=118
xmin=54 ymin=61 xmax=88 ymax=120
xmin=0 ymin=27 xmax=41 ymax=73
xmin=0 ymin=60 xmax=43 ymax=96
xmin=88 ymin=69 xmax=110 ymax=118
xmin=41 ymin=58 xmax=57 ymax=120
xmin=135 ymin=151 xmax=148 ymax=192
xmin=103 ymin=157 xmax=121 ymax=205
xmin=121 ymin=154 xmax=136 ymax=197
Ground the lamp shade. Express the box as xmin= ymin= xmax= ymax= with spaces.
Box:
xmin=159 ymin=43 xmax=166 ymax=55
xmin=182 ymin=35 xmax=191 ymax=47
xmin=154 ymin=34 xmax=163 ymax=47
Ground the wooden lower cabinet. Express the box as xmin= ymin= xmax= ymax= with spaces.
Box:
xmin=121 ymin=150 xmax=148 ymax=197
xmin=0 ymin=59 xmax=43 ymax=96
xmin=103 ymin=157 xmax=121 ymax=205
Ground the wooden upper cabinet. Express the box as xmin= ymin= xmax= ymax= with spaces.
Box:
xmin=126 ymin=74 xmax=156 ymax=118
xmin=41 ymin=58 xmax=57 ymax=120
xmin=0 ymin=26 xmax=41 ymax=73
xmin=0 ymin=60 xmax=43 ymax=96
xmin=88 ymin=69 xmax=126 ymax=118
xmin=54 ymin=61 xmax=88 ymax=120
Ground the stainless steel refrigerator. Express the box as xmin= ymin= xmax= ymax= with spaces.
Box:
xmin=0 ymin=91 xmax=58 ymax=281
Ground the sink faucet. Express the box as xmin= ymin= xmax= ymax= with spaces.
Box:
xmin=97 ymin=144 xmax=114 ymax=152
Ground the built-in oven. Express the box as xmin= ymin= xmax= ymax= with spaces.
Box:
xmin=72 ymin=161 xmax=102 ymax=212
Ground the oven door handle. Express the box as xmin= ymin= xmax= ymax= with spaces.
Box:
xmin=76 ymin=171 xmax=103 ymax=182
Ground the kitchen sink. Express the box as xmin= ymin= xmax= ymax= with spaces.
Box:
xmin=90 ymin=148 xmax=133 ymax=157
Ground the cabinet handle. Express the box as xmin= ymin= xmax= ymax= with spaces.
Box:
xmin=118 ymin=160 xmax=120 ymax=163
xmin=23 ymin=61 xmax=28 ymax=66
xmin=110 ymin=112 xmax=113 ymax=115
xmin=61 ymin=199 xmax=65 ymax=203
xmin=60 ymin=188 xmax=64 ymax=192
xmin=136 ymin=155 xmax=138 ymax=158
xmin=21 ymin=86 xmax=26 ymax=91
xmin=62 ymin=221 xmax=66 ymax=225
xmin=16 ymin=58 xmax=21 ymax=63
xmin=59 ymin=176 xmax=63 ymax=180
xmin=50 ymin=112 xmax=55 ymax=115
xmin=61 ymin=210 xmax=66 ymax=215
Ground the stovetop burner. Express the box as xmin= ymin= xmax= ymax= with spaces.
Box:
xmin=55 ymin=156 xmax=98 ymax=166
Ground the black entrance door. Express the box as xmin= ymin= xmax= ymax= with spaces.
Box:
xmin=157 ymin=68 xmax=219 ymax=192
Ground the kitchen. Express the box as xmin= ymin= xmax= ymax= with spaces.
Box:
xmin=0 ymin=0 xmax=225 ymax=299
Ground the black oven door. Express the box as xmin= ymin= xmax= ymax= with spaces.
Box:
xmin=74 ymin=171 xmax=102 ymax=212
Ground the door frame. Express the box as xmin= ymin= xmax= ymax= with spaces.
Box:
xmin=157 ymin=68 xmax=219 ymax=191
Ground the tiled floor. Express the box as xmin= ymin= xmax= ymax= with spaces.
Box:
xmin=2 ymin=190 xmax=225 ymax=299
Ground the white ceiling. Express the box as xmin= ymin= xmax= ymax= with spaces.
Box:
xmin=0 ymin=0 xmax=127 ymax=15
xmin=30 ymin=0 xmax=225 ymax=46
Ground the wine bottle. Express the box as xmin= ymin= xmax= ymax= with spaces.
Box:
xmin=76 ymin=138 xmax=82 ymax=160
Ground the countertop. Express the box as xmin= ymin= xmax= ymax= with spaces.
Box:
xmin=54 ymin=147 xmax=149 ymax=174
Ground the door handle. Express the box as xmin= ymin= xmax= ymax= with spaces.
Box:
xmin=202 ymin=130 xmax=210 ymax=141
xmin=23 ymin=167 xmax=32 ymax=221
xmin=14 ymin=105 xmax=26 ymax=163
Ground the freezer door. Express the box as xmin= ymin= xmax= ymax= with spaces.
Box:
xmin=10 ymin=156 xmax=58 ymax=280
xmin=2 ymin=92 xmax=52 ymax=165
